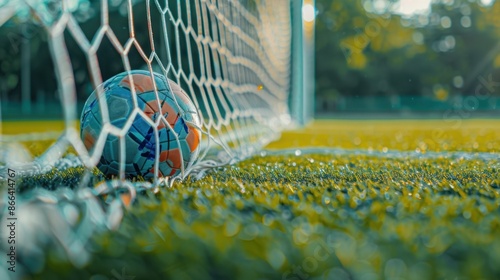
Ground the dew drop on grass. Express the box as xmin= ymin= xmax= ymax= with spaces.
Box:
xmin=263 ymin=214 xmax=274 ymax=226
xmin=266 ymin=248 xmax=285 ymax=270
xmin=463 ymin=211 xmax=471 ymax=219
xmin=224 ymin=220 xmax=240 ymax=237
xmin=323 ymin=196 xmax=331 ymax=205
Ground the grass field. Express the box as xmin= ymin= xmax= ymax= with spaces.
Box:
xmin=2 ymin=119 xmax=500 ymax=280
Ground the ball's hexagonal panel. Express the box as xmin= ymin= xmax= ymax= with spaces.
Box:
xmin=107 ymin=95 xmax=131 ymax=126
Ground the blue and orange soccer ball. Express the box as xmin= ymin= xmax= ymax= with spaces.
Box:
xmin=80 ymin=70 xmax=202 ymax=179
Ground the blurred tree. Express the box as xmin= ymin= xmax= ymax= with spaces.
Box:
xmin=315 ymin=0 xmax=500 ymax=113
xmin=0 ymin=0 xmax=207 ymax=119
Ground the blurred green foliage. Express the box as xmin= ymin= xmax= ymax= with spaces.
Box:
xmin=315 ymin=0 xmax=500 ymax=113
xmin=0 ymin=0 xmax=189 ymax=115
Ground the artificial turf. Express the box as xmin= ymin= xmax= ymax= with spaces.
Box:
xmin=2 ymin=120 xmax=500 ymax=279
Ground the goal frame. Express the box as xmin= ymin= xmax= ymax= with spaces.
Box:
xmin=291 ymin=0 xmax=315 ymax=126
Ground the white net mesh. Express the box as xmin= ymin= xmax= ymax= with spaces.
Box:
xmin=0 ymin=0 xmax=292 ymax=184
xmin=0 ymin=0 xmax=294 ymax=274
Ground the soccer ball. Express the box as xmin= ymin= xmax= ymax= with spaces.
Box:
xmin=80 ymin=70 xmax=202 ymax=179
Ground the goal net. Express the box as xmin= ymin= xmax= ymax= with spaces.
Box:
xmin=0 ymin=0 xmax=293 ymax=185
xmin=0 ymin=0 xmax=300 ymax=271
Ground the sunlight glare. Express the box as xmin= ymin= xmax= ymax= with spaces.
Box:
xmin=480 ymin=0 xmax=494 ymax=6
xmin=397 ymin=0 xmax=432 ymax=15
xmin=303 ymin=4 xmax=316 ymax=22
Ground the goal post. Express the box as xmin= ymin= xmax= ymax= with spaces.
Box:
xmin=291 ymin=0 xmax=315 ymax=126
